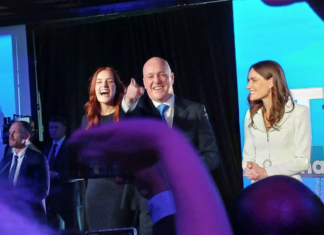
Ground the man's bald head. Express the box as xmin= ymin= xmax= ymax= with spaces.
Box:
xmin=142 ymin=57 xmax=174 ymax=103
xmin=143 ymin=57 xmax=171 ymax=74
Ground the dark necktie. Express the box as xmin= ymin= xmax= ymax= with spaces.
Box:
xmin=8 ymin=155 xmax=18 ymax=183
xmin=49 ymin=144 xmax=58 ymax=170
xmin=157 ymin=104 xmax=169 ymax=123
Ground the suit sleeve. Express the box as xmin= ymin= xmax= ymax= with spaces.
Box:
xmin=32 ymin=153 xmax=50 ymax=201
xmin=242 ymin=110 xmax=256 ymax=169
xmin=120 ymin=96 xmax=144 ymax=118
xmin=197 ymin=105 xmax=220 ymax=170
xmin=266 ymin=106 xmax=311 ymax=176
xmin=152 ymin=215 xmax=177 ymax=235
xmin=121 ymin=96 xmax=140 ymax=113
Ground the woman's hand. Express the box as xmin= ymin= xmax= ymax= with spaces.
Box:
xmin=243 ymin=161 xmax=268 ymax=181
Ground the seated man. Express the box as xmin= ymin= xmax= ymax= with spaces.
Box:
xmin=0 ymin=179 xmax=54 ymax=235
xmin=0 ymin=121 xmax=49 ymax=224
xmin=230 ymin=175 xmax=324 ymax=235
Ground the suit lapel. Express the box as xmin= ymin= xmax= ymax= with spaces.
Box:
xmin=16 ymin=147 xmax=31 ymax=185
xmin=141 ymin=94 xmax=163 ymax=118
xmin=141 ymin=94 xmax=189 ymax=125
xmin=54 ymin=140 xmax=66 ymax=164
xmin=276 ymin=99 xmax=293 ymax=127
xmin=253 ymin=99 xmax=293 ymax=132
xmin=173 ymin=97 xmax=188 ymax=128
xmin=253 ymin=109 xmax=266 ymax=133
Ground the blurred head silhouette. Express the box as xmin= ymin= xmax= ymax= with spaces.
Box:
xmin=231 ymin=175 xmax=324 ymax=235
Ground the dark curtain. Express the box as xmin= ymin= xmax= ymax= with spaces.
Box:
xmin=33 ymin=1 xmax=242 ymax=212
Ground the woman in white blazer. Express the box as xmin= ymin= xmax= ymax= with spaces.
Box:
xmin=242 ymin=60 xmax=311 ymax=182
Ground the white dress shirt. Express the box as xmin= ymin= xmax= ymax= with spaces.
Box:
xmin=10 ymin=146 xmax=28 ymax=185
xmin=151 ymin=96 xmax=175 ymax=127
xmin=121 ymin=95 xmax=175 ymax=127
xmin=48 ymin=135 xmax=66 ymax=160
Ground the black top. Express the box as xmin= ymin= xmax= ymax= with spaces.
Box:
xmin=81 ymin=112 xmax=134 ymax=230
xmin=81 ymin=113 xmax=114 ymax=129
xmin=101 ymin=113 xmax=114 ymax=124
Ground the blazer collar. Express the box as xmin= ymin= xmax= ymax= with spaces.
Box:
xmin=151 ymin=95 xmax=175 ymax=109
xmin=14 ymin=147 xmax=34 ymax=185
xmin=253 ymin=99 xmax=293 ymax=132
xmin=144 ymin=95 xmax=188 ymax=123
xmin=173 ymin=96 xmax=188 ymax=125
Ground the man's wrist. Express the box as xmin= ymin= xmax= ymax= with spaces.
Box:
xmin=121 ymin=95 xmax=139 ymax=113
xmin=124 ymin=95 xmax=135 ymax=105
xmin=147 ymin=190 xmax=176 ymax=224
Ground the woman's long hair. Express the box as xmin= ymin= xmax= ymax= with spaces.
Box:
xmin=84 ymin=67 xmax=125 ymax=129
xmin=248 ymin=60 xmax=294 ymax=129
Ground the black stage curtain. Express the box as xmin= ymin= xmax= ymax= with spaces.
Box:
xmin=33 ymin=1 xmax=242 ymax=212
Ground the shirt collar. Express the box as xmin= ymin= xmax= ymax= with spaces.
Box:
xmin=53 ymin=135 xmax=66 ymax=147
xmin=13 ymin=146 xmax=28 ymax=158
xmin=152 ymin=95 xmax=175 ymax=109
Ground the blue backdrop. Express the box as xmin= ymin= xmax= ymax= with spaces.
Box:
xmin=233 ymin=0 xmax=324 ymax=196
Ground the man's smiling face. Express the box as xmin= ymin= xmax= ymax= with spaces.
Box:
xmin=143 ymin=57 xmax=174 ymax=103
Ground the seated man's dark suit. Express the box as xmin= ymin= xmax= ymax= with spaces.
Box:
xmin=0 ymin=146 xmax=49 ymax=224
xmin=43 ymin=139 xmax=81 ymax=230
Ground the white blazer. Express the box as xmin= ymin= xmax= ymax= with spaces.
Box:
xmin=242 ymin=100 xmax=311 ymax=181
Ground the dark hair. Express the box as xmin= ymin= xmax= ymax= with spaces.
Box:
xmin=84 ymin=67 xmax=125 ymax=129
xmin=22 ymin=115 xmax=35 ymax=129
xmin=248 ymin=60 xmax=294 ymax=129
xmin=230 ymin=176 xmax=324 ymax=235
xmin=49 ymin=116 xmax=66 ymax=127
xmin=15 ymin=121 xmax=32 ymax=137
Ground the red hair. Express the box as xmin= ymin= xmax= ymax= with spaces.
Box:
xmin=84 ymin=67 xmax=125 ymax=129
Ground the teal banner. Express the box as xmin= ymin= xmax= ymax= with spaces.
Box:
xmin=301 ymin=146 xmax=324 ymax=178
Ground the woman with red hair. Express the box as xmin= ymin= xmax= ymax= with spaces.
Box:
xmin=82 ymin=67 xmax=125 ymax=129
xmin=81 ymin=67 xmax=134 ymax=230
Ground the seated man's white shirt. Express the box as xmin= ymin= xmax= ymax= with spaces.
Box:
xmin=11 ymin=146 xmax=28 ymax=185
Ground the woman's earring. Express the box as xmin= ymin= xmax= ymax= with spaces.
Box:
xmin=268 ymin=88 xmax=272 ymax=92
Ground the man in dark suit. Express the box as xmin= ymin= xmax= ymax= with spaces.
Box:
xmin=43 ymin=116 xmax=81 ymax=231
xmin=121 ymin=57 xmax=220 ymax=234
xmin=122 ymin=56 xmax=220 ymax=170
xmin=0 ymin=121 xmax=49 ymax=224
